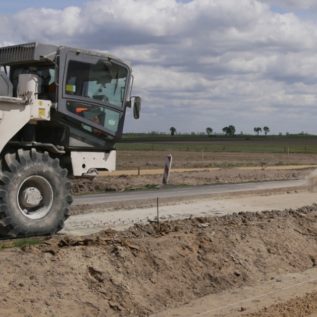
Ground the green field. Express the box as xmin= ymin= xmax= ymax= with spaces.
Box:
xmin=117 ymin=134 xmax=317 ymax=154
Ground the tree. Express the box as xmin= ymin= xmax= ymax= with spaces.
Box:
xmin=223 ymin=125 xmax=236 ymax=136
xmin=170 ymin=127 xmax=176 ymax=136
xmin=206 ymin=127 xmax=213 ymax=136
xmin=263 ymin=126 xmax=270 ymax=136
xmin=254 ymin=127 xmax=262 ymax=135
xmin=228 ymin=125 xmax=236 ymax=136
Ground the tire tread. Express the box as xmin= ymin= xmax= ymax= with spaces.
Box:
xmin=0 ymin=149 xmax=72 ymax=237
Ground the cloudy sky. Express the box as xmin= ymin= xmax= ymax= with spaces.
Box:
xmin=1 ymin=0 xmax=317 ymax=134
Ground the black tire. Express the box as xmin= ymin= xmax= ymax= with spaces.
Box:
xmin=0 ymin=149 xmax=72 ymax=237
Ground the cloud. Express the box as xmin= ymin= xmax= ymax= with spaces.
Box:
xmin=260 ymin=0 xmax=317 ymax=11
xmin=1 ymin=0 xmax=317 ymax=133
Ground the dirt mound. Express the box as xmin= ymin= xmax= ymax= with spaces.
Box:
xmin=2 ymin=206 xmax=317 ymax=316
xmin=246 ymin=292 xmax=317 ymax=317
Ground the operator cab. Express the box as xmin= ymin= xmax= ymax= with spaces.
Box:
xmin=62 ymin=56 xmax=129 ymax=136
xmin=0 ymin=43 xmax=141 ymax=151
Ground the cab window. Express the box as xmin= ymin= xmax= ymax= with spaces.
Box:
xmin=66 ymin=100 xmax=120 ymax=134
xmin=65 ymin=60 xmax=128 ymax=108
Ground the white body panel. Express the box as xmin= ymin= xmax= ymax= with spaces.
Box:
xmin=0 ymin=97 xmax=51 ymax=153
xmin=0 ymin=98 xmax=30 ymax=153
xmin=71 ymin=150 xmax=116 ymax=176
xmin=0 ymin=74 xmax=51 ymax=153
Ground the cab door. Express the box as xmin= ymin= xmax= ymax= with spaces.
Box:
xmin=57 ymin=47 xmax=131 ymax=139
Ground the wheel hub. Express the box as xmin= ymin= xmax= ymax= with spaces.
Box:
xmin=21 ymin=187 xmax=43 ymax=208
xmin=17 ymin=175 xmax=54 ymax=220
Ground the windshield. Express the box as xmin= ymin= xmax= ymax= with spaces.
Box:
xmin=65 ymin=60 xmax=128 ymax=108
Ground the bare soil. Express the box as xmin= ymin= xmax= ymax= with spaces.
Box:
xmin=2 ymin=206 xmax=317 ymax=316
xmin=70 ymin=150 xmax=317 ymax=194
xmin=71 ymin=167 xmax=312 ymax=194
xmin=3 ymin=150 xmax=317 ymax=316
xmin=245 ymin=293 xmax=317 ymax=317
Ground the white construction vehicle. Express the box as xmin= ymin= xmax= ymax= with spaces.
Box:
xmin=0 ymin=42 xmax=141 ymax=237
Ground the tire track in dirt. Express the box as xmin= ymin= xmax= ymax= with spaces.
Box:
xmin=153 ymin=267 xmax=317 ymax=317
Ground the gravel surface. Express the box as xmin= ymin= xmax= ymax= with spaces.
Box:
xmin=64 ymin=190 xmax=316 ymax=236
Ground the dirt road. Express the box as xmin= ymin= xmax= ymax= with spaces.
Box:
xmin=73 ymin=179 xmax=305 ymax=207
xmin=65 ymin=186 xmax=313 ymax=236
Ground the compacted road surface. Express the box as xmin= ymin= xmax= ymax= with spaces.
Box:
xmin=64 ymin=179 xmax=312 ymax=235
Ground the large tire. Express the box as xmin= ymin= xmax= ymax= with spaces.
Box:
xmin=0 ymin=149 xmax=72 ymax=237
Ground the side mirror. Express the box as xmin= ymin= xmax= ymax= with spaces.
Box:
xmin=132 ymin=96 xmax=141 ymax=119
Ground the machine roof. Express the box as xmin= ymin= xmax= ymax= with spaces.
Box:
xmin=0 ymin=42 xmax=128 ymax=67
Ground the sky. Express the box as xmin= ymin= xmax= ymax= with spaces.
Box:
xmin=1 ymin=0 xmax=317 ymax=134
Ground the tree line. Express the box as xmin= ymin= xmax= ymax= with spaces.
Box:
xmin=170 ymin=126 xmax=270 ymax=136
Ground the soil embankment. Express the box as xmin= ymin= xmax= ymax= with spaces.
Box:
xmin=2 ymin=206 xmax=317 ymax=316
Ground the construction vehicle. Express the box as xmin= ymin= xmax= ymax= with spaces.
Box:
xmin=0 ymin=42 xmax=141 ymax=237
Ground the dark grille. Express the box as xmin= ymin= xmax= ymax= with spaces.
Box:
xmin=0 ymin=42 xmax=36 ymax=65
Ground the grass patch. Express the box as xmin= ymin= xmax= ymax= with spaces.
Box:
xmin=0 ymin=237 xmax=45 ymax=250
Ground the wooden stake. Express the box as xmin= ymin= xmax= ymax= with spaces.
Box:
xmin=162 ymin=154 xmax=173 ymax=185
xmin=157 ymin=197 xmax=160 ymax=230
